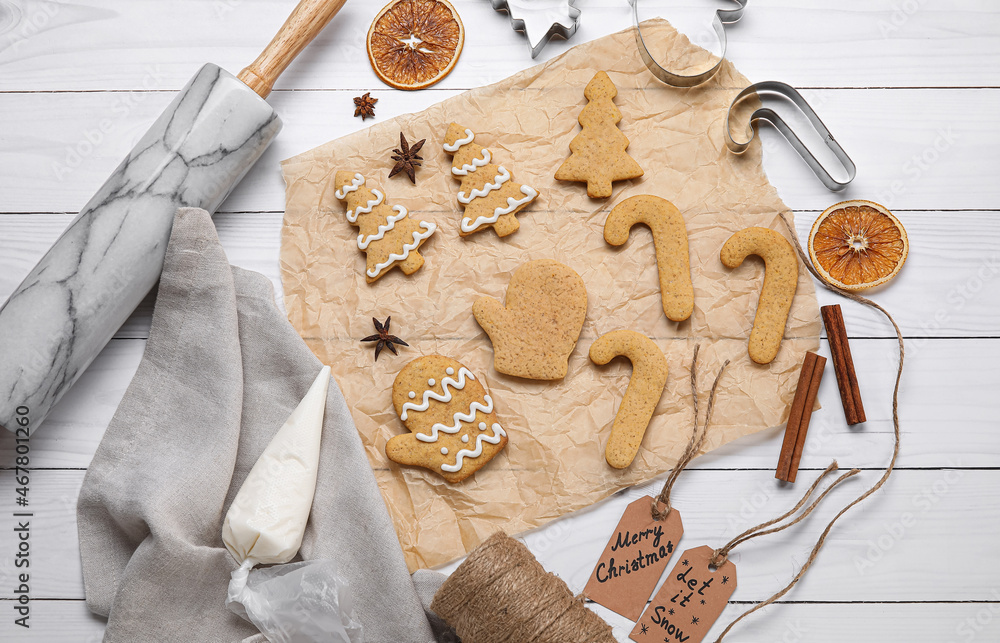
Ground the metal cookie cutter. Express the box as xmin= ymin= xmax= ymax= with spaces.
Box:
xmin=489 ymin=0 xmax=581 ymax=59
xmin=628 ymin=0 xmax=746 ymax=87
xmin=628 ymin=0 xmax=855 ymax=190
xmin=726 ymin=81 xmax=856 ymax=191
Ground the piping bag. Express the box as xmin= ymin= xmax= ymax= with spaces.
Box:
xmin=0 ymin=0 xmax=347 ymax=435
xmin=223 ymin=365 xmax=363 ymax=643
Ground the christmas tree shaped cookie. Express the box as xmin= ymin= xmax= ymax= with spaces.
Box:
xmin=555 ymin=71 xmax=643 ymax=198
xmin=334 ymin=171 xmax=437 ymax=283
xmin=443 ymin=123 xmax=539 ymax=238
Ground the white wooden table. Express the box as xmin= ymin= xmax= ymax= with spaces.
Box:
xmin=2 ymin=1 xmax=998 ymax=640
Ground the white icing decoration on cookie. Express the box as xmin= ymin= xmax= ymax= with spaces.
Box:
xmin=443 ymin=128 xmax=475 ymax=152
xmin=357 ymin=205 xmax=407 ymax=250
xmin=366 ymin=221 xmax=437 ymax=279
xmin=478 ymin=422 xmax=487 ymax=430
xmin=428 ymin=378 xmax=436 ymax=386
xmin=460 ymin=185 xmax=538 ymax=233
xmin=441 ymin=423 xmax=507 ymax=473
xmin=446 ymin=367 xmax=455 ymax=375
xmin=408 ymin=391 xmax=416 ymax=399
xmin=451 ymin=149 xmax=491 ymax=176
xmin=346 ymin=189 xmax=384 ymax=223
xmin=458 ymin=166 xmax=511 ymax=204
xmin=461 ymin=435 xmax=470 ymax=443
xmin=415 ymin=395 xmax=495 ymax=443
xmin=400 ymin=366 xmax=476 ymax=420
xmin=441 ymin=447 xmax=448 ymax=455
xmin=335 ymin=173 xmax=364 ymax=200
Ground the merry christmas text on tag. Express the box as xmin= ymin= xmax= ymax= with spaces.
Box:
xmin=584 ymin=495 xmax=683 ymax=621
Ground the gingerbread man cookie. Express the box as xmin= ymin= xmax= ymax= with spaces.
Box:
xmin=443 ymin=123 xmax=539 ymax=238
xmin=334 ymin=171 xmax=436 ymax=283
xmin=473 ymin=259 xmax=588 ymax=380
xmin=387 ymin=355 xmax=509 ymax=483
xmin=720 ymin=227 xmax=799 ymax=365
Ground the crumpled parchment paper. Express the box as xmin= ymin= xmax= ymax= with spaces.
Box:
xmin=280 ymin=20 xmax=820 ymax=571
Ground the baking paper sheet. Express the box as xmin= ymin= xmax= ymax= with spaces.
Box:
xmin=280 ymin=20 xmax=821 ymax=571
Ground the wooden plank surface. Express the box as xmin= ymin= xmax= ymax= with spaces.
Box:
xmin=2 ymin=210 xmax=998 ymax=339
xmin=0 ymin=0 xmax=997 ymax=91
xmin=1 ymin=468 xmax=994 ymax=603
xmin=1 ymin=88 xmax=997 ymax=214
xmin=0 ymin=0 xmax=996 ymax=640
xmin=0 ymin=337 xmax=994 ymax=470
xmin=4 ymin=599 xmax=998 ymax=642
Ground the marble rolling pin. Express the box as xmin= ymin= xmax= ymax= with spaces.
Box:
xmin=0 ymin=0 xmax=347 ymax=434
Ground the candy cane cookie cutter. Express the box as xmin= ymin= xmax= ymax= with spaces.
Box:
xmin=726 ymin=81 xmax=857 ymax=192
xmin=629 ymin=0 xmax=856 ymax=190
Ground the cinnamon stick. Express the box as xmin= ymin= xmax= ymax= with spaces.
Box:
xmin=776 ymin=351 xmax=826 ymax=483
xmin=821 ymin=304 xmax=866 ymax=425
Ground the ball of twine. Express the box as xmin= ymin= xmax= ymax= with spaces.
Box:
xmin=431 ymin=532 xmax=615 ymax=643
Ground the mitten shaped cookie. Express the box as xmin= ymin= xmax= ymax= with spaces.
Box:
xmin=387 ymin=355 xmax=508 ymax=483
xmin=334 ymin=171 xmax=437 ymax=283
xmin=473 ymin=259 xmax=588 ymax=380
xmin=443 ymin=123 xmax=539 ymax=238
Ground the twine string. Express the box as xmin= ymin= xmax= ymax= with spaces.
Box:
xmin=713 ymin=211 xmax=905 ymax=642
xmin=431 ymin=532 xmax=616 ymax=643
xmin=709 ymin=462 xmax=860 ymax=568
xmin=651 ymin=345 xmax=731 ymax=521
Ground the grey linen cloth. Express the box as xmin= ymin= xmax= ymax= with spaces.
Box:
xmin=77 ymin=207 xmax=444 ymax=643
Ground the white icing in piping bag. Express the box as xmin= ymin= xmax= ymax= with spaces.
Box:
xmin=223 ymin=365 xmax=330 ymax=566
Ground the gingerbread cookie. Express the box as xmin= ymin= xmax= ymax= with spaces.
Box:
xmin=334 ymin=171 xmax=437 ymax=283
xmin=590 ymin=330 xmax=668 ymax=469
xmin=387 ymin=355 xmax=508 ymax=483
xmin=555 ymin=71 xmax=643 ymax=198
xmin=443 ymin=123 xmax=539 ymax=237
xmin=473 ymin=259 xmax=587 ymax=380
xmin=605 ymin=195 xmax=694 ymax=322
xmin=720 ymin=227 xmax=799 ymax=365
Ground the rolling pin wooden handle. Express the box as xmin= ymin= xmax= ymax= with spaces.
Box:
xmin=238 ymin=0 xmax=348 ymax=98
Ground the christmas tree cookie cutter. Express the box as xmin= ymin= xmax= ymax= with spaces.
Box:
xmin=489 ymin=0 xmax=581 ymax=59
xmin=628 ymin=0 xmax=856 ymax=191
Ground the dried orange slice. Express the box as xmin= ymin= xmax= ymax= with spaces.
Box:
xmin=367 ymin=0 xmax=464 ymax=90
xmin=808 ymin=200 xmax=908 ymax=291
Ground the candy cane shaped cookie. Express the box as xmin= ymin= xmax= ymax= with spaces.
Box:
xmin=604 ymin=195 xmax=694 ymax=322
xmin=589 ymin=330 xmax=669 ymax=469
xmin=720 ymin=227 xmax=799 ymax=365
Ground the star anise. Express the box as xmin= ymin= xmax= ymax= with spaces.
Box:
xmin=361 ymin=316 xmax=409 ymax=361
xmin=353 ymin=93 xmax=378 ymax=120
xmin=388 ymin=132 xmax=425 ymax=184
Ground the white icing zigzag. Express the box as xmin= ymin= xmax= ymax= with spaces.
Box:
xmin=367 ymin=221 xmax=436 ymax=278
xmin=441 ymin=423 xmax=507 ymax=473
xmin=358 ymin=205 xmax=407 ymax=250
xmin=347 ymin=189 xmax=384 ymax=223
xmin=460 ymin=185 xmax=539 ymax=233
xmin=400 ymin=366 xmax=475 ymax=420
xmin=458 ymin=166 xmax=511 ymax=204
xmin=415 ymin=395 xmax=495 ymax=443
xmin=335 ymin=173 xmax=364 ymax=200
xmin=452 ymin=149 xmax=491 ymax=176
xmin=443 ymin=128 xmax=475 ymax=152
